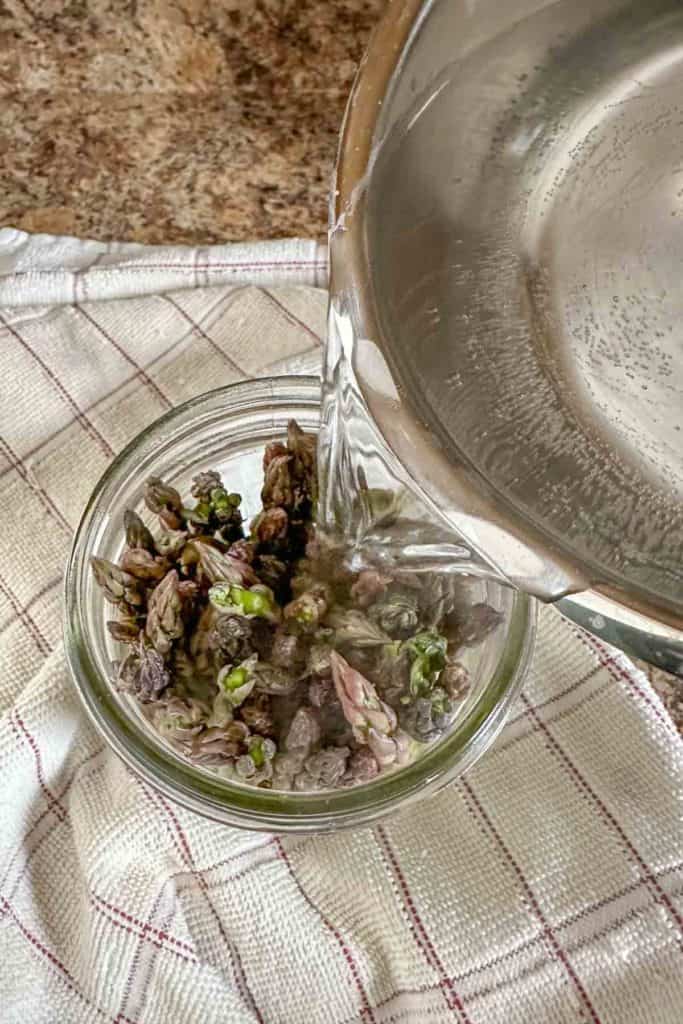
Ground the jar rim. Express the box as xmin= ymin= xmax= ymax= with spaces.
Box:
xmin=64 ymin=375 xmax=537 ymax=832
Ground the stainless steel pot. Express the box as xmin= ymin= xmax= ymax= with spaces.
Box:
xmin=329 ymin=0 xmax=683 ymax=674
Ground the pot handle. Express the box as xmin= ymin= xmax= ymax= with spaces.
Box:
xmin=557 ymin=594 xmax=683 ymax=678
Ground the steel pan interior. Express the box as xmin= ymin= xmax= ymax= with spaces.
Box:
xmin=345 ymin=0 xmax=683 ymax=623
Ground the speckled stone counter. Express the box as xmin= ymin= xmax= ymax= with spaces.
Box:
xmin=0 ymin=0 xmax=385 ymax=244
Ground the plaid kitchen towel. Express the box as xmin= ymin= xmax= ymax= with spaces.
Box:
xmin=0 ymin=226 xmax=681 ymax=1024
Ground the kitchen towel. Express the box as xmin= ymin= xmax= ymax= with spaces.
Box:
xmin=0 ymin=226 xmax=681 ymax=1024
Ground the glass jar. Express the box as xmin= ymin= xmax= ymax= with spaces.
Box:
xmin=64 ymin=376 xmax=536 ymax=832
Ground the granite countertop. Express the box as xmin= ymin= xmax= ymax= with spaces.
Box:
xmin=0 ymin=0 xmax=385 ymax=244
